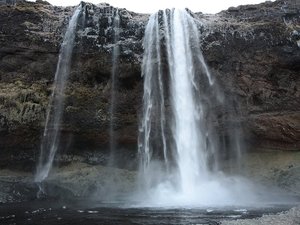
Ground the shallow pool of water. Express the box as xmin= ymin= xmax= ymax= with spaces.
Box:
xmin=0 ymin=200 xmax=295 ymax=225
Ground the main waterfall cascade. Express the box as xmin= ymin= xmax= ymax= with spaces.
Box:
xmin=138 ymin=9 xmax=253 ymax=206
xmin=35 ymin=5 xmax=82 ymax=183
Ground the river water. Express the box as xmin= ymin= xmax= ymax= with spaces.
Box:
xmin=0 ymin=200 xmax=294 ymax=225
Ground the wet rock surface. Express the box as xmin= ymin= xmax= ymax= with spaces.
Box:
xmin=0 ymin=161 xmax=136 ymax=203
xmin=0 ymin=0 xmax=299 ymax=171
xmin=0 ymin=151 xmax=299 ymax=204
xmin=241 ymin=150 xmax=300 ymax=196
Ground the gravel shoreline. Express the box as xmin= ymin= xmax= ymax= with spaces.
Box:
xmin=222 ymin=207 xmax=300 ymax=225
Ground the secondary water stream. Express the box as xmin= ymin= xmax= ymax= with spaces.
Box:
xmin=35 ymin=5 xmax=82 ymax=183
xmin=109 ymin=9 xmax=121 ymax=166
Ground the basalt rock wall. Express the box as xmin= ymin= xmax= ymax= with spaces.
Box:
xmin=0 ymin=0 xmax=299 ymax=170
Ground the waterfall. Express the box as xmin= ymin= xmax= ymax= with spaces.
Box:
xmin=138 ymin=9 xmax=248 ymax=206
xmin=109 ymin=9 xmax=120 ymax=166
xmin=167 ymin=9 xmax=208 ymax=194
xmin=35 ymin=5 xmax=82 ymax=183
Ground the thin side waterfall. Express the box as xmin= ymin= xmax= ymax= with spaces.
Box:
xmin=35 ymin=5 xmax=82 ymax=183
xmin=109 ymin=9 xmax=120 ymax=166
xmin=137 ymin=9 xmax=252 ymax=206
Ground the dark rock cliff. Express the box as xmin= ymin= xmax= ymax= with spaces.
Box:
xmin=0 ymin=0 xmax=299 ymax=170
xmin=200 ymin=0 xmax=300 ymax=150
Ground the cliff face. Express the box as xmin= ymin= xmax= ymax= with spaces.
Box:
xmin=201 ymin=0 xmax=300 ymax=150
xmin=0 ymin=0 xmax=299 ymax=170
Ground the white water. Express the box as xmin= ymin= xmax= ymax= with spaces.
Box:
xmin=168 ymin=9 xmax=208 ymax=195
xmin=137 ymin=9 xmax=252 ymax=206
xmin=35 ymin=6 xmax=82 ymax=183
